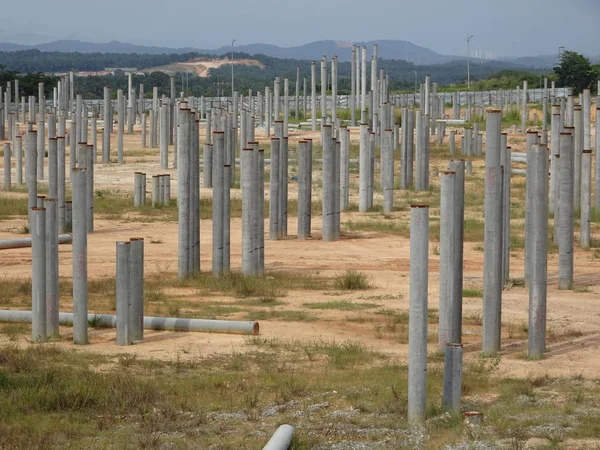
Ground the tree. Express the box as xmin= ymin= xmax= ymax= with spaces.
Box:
xmin=553 ymin=50 xmax=598 ymax=95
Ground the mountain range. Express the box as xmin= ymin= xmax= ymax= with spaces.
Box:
xmin=0 ymin=38 xmax=595 ymax=67
xmin=0 ymin=39 xmax=461 ymax=65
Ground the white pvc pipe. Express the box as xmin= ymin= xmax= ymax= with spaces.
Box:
xmin=263 ymin=424 xmax=294 ymax=450
xmin=0 ymin=234 xmax=72 ymax=250
xmin=0 ymin=310 xmax=260 ymax=335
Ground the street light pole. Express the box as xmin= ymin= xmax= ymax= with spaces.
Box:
xmin=467 ymin=34 xmax=474 ymax=90
xmin=231 ymin=39 xmax=236 ymax=96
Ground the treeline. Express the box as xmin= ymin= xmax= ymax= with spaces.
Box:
xmin=0 ymin=70 xmax=59 ymax=97
xmin=0 ymin=50 xmax=206 ymax=72
xmin=0 ymin=49 xmax=550 ymax=98
xmin=439 ymin=69 xmax=552 ymax=93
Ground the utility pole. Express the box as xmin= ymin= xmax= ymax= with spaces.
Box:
xmin=467 ymin=34 xmax=474 ymax=90
xmin=231 ymin=39 xmax=236 ymax=96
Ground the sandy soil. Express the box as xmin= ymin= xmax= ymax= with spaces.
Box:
xmin=145 ymin=57 xmax=265 ymax=77
xmin=0 ymin=119 xmax=599 ymax=381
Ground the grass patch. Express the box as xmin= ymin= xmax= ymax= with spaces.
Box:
xmin=332 ymin=270 xmax=372 ymax=290
xmin=463 ymin=288 xmax=483 ymax=298
xmin=302 ymin=301 xmax=380 ymax=311
xmin=245 ymin=309 xmax=317 ymax=322
xmin=0 ymin=341 xmax=597 ymax=448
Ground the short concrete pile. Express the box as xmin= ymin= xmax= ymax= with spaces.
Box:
xmin=150 ymin=174 xmax=170 ymax=207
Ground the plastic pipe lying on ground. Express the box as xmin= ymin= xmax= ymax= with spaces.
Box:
xmin=0 ymin=310 xmax=260 ymax=335
xmin=0 ymin=234 xmax=72 ymax=250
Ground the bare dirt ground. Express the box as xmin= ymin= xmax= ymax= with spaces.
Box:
xmin=145 ymin=57 xmax=265 ymax=77
xmin=1 ymin=116 xmax=599 ymax=383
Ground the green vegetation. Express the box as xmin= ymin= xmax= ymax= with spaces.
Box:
xmin=440 ymin=69 xmax=551 ymax=92
xmin=463 ymin=288 xmax=483 ymax=298
xmin=0 ymin=341 xmax=597 ymax=448
xmin=302 ymin=300 xmax=380 ymax=311
xmin=332 ymin=270 xmax=372 ymax=290
xmin=553 ymin=50 xmax=599 ymax=95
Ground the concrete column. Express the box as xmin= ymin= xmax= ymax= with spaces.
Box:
xmin=415 ymin=111 xmax=424 ymax=190
xmin=596 ymin=107 xmax=600 ymax=209
xmin=257 ymin=148 xmax=265 ymax=275
xmin=447 ymin=160 xmax=465 ymax=342
xmin=3 ymin=143 xmax=10 ymax=190
xmin=550 ymin=111 xmax=561 ymax=214
xmin=320 ymin=57 xmax=327 ymax=126
xmin=212 ymin=131 xmax=225 ymax=276
xmin=177 ymin=107 xmax=191 ymax=279
xmin=360 ymin=46 xmax=367 ymax=123
xmin=72 ymin=168 xmax=88 ymax=344
xmin=566 ymin=96 xmax=574 ymax=127
xmin=138 ymin=84 xmax=144 ymax=125
xmin=280 ymin=137 xmax=289 ymax=237
xmin=265 ymin=88 xmax=271 ymax=137
xmin=283 ymin=79 xmax=290 ymax=138
xmin=528 ymin=144 xmax=548 ymax=359
xmin=141 ymin=114 xmax=147 ymax=148
xmin=85 ymin=145 xmax=94 ymax=232
xmin=524 ymin=131 xmax=539 ymax=285
xmin=482 ymin=109 xmax=503 ymax=355
xmin=407 ymin=108 xmax=415 ymax=188
xmin=521 ymin=80 xmax=528 ymax=133
xmin=25 ymin=129 xmax=37 ymax=228
xmin=129 ymin=238 xmax=144 ymax=341
xmin=408 ymin=204 xmax=429 ymax=422
xmin=382 ymin=129 xmax=394 ymax=213
xmin=322 ymin=126 xmax=334 ymax=242
xmin=359 ymin=124 xmax=369 ymax=212
xmin=223 ymin=162 xmax=231 ymax=273
xmin=332 ymin=56 xmax=338 ymax=129
xmin=203 ymin=143 xmax=213 ymax=188
xmin=424 ymin=76 xmax=430 ymax=116
xmin=501 ymin=137 xmax=511 ymax=283
xmin=57 ymin=137 xmax=66 ymax=232
xmin=37 ymin=120 xmax=45 ymax=180
xmin=583 ymin=89 xmax=591 ymax=150
xmin=116 ymin=241 xmax=131 ymax=346
xmin=15 ymin=135 xmax=22 ymax=185
xmin=117 ymin=89 xmax=124 ymax=163
xmin=302 ymin=77 xmax=307 ymax=120
xmin=310 ymin=61 xmax=317 ymax=131
xmin=580 ymin=150 xmax=592 ymax=249
xmin=149 ymin=110 xmax=156 ymax=148
xmin=368 ymin=132 xmax=375 ymax=209
xmin=160 ymin=101 xmax=168 ymax=169
xmin=558 ymin=129 xmax=574 ymax=290
xmin=340 ymin=127 xmax=349 ymax=211
xmin=133 ymin=172 xmax=142 ymax=207
xmin=333 ymin=139 xmax=341 ymax=240
xmin=31 ymin=207 xmax=47 ymax=342
xmin=297 ymin=140 xmax=309 ymax=240
xmin=573 ymin=106 xmax=584 ymax=211
xmin=102 ymin=87 xmax=111 ymax=164
xmin=439 ymin=171 xmax=457 ymax=350
xmin=242 ymin=147 xmax=254 ymax=275
xmin=269 ymin=138 xmax=280 ymax=240
xmin=463 ymin=128 xmax=472 ymax=156
xmin=442 ymin=343 xmax=463 ymax=413
xmin=44 ymin=198 xmax=59 ymax=337
xmin=91 ymin=117 xmax=97 ymax=161
xmin=351 ymin=47 xmax=356 ymax=126
xmin=191 ymin=117 xmax=200 ymax=273
xmin=48 ymin=138 xmax=57 ymax=201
